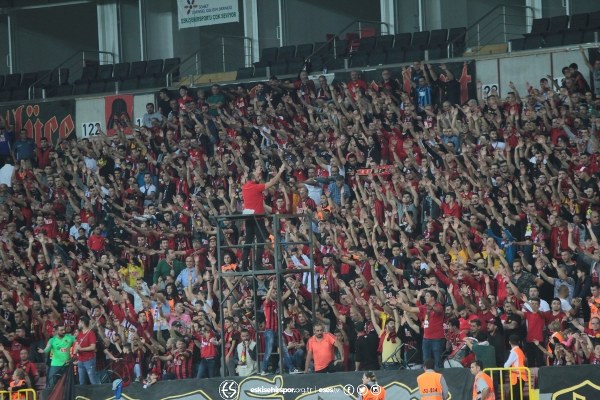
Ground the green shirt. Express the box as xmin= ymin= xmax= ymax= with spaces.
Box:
xmin=47 ymin=334 xmax=75 ymax=366
xmin=153 ymin=258 xmax=185 ymax=284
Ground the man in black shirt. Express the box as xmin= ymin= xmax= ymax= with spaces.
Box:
xmin=354 ymin=322 xmax=380 ymax=371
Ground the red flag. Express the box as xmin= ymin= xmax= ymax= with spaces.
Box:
xmin=402 ymin=68 xmax=412 ymax=94
xmin=459 ymin=62 xmax=473 ymax=105
xmin=370 ymin=81 xmax=380 ymax=92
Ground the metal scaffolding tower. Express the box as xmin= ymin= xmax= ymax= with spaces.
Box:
xmin=213 ymin=213 xmax=316 ymax=376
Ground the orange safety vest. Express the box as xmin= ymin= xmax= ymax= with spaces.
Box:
xmin=472 ymin=371 xmax=495 ymax=400
xmin=9 ymin=379 xmax=26 ymax=400
xmin=509 ymin=347 xmax=529 ymax=385
xmin=417 ymin=370 xmax=444 ymax=400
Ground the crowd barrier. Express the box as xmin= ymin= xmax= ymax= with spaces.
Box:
xmin=0 ymin=389 xmax=37 ymax=400
xmin=483 ymin=367 xmax=535 ymax=400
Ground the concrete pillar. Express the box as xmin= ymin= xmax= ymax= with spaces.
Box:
xmin=97 ymin=0 xmax=120 ymax=63
xmin=380 ymin=0 xmax=396 ymax=34
xmin=243 ymin=0 xmax=259 ymax=64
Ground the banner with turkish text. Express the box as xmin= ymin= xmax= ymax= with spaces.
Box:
xmin=177 ymin=0 xmax=239 ymax=29
xmin=0 ymin=100 xmax=75 ymax=146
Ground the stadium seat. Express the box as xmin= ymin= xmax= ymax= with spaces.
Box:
xmin=129 ymin=61 xmax=147 ymax=78
xmin=313 ymin=42 xmax=330 ymax=57
xmin=286 ymin=60 xmax=305 ymax=75
xmin=236 ymin=67 xmax=254 ymax=80
xmin=120 ymin=77 xmax=139 ymax=91
xmin=393 ymin=33 xmax=412 ymax=49
xmin=325 ymin=57 xmax=346 ymax=70
xmin=368 ymin=50 xmax=387 ymax=66
xmin=427 ymin=29 xmax=448 ymax=59
xmin=448 ymin=27 xmax=466 ymax=57
xmin=254 ymin=66 xmax=268 ymax=78
xmin=568 ymin=13 xmax=589 ymax=31
xmin=333 ymin=39 xmax=349 ymax=58
xmin=509 ymin=38 xmax=526 ymax=52
xmin=405 ymin=31 xmax=429 ymax=62
xmin=145 ymin=59 xmax=164 ymax=78
xmin=88 ymin=81 xmax=107 ymax=94
xmin=0 ymin=75 xmax=4 ymax=90
xmin=269 ymin=61 xmax=288 ymax=76
xmin=72 ymin=82 xmax=89 ymax=95
xmin=54 ymin=84 xmax=73 ymax=97
xmin=5 ymin=73 xmax=22 ymax=89
xmin=50 ymin=68 xmax=69 ymax=87
xmin=260 ymin=47 xmax=278 ymax=65
xmin=277 ymin=45 xmax=296 ymax=61
xmin=112 ymin=63 xmax=130 ymax=82
xmin=375 ymin=35 xmax=394 ymax=51
xmin=548 ymin=15 xmax=569 ymax=33
xmin=296 ymin=43 xmax=314 ymax=59
xmin=76 ymin=65 xmax=97 ymax=83
xmin=20 ymin=72 xmax=38 ymax=89
xmin=386 ymin=47 xmax=405 ymax=64
xmin=138 ymin=76 xmax=160 ymax=89
xmin=529 ymin=18 xmax=550 ymax=35
xmin=357 ymin=36 xmax=377 ymax=53
xmin=163 ymin=57 xmax=181 ymax=79
xmin=97 ymin=64 xmax=114 ymax=82
xmin=349 ymin=52 xmax=369 ymax=68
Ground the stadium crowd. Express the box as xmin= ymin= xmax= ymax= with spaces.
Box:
xmin=0 ymin=45 xmax=599 ymax=394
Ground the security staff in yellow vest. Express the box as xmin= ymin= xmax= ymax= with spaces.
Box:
xmin=504 ymin=335 xmax=528 ymax=400
xmin=470 ymin=360 xmax=495 ymax=400
xmin=416 ymin=358 xmax=449 ymax=400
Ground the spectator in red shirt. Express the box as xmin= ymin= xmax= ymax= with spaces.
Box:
xmin=240 ymin=163 xmax=286 ymax=271
xmin=74 ymin=316 xmax=98 ymax=385
xmin=398 ymin=289 xmax=446 ymax=369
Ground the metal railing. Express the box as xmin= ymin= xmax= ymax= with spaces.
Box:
xmin=463 ymin=4 xmax=535 ymax=51
xmin=27 ymin=49 xmax=115 ymax=100
xmin=310 ymin=19 xmax=391 ymax=61
xmin=483 ymin=366 xmax=533 ymax=400
xmin=0 ymin=388 xmax=37 ymax=400
xmin=165 ymin=35 xmax=253 ymax=87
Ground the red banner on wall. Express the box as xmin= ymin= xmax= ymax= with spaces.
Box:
xmin=105 ymin=94 xmax=134 ymax=136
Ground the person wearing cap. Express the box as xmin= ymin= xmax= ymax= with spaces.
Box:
xmin=470 ymin=360 xmax=495 ymax=400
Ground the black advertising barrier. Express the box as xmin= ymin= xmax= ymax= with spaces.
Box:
xmin=0 ymin=100 xmax=76 ymax=146
xmin=538 ymin=365 xmax=600 ymax=400
xmin=63 ymin=369 xmax=473 ymax=400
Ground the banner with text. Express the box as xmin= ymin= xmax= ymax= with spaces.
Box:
xmin=177 ymin=0 xmax=239 ymax=29
xmin=67 ymin=369 xmax=473 ymax=400
xmin=0 ymin=100 xmax=75 ymax=146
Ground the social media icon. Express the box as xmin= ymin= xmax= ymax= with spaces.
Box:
xmin=371 ymin=384 xmax=381 ymax=395
xmin=343 ymin=384 xmax=354 ymax=395
xmin=357 ymin=384 xmax=368 ymax=395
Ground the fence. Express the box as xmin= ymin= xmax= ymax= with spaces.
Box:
xmin=483 ymin=367 xmax=534 ymax=400
xmin=0 ymin=389 xmax=37 ymax=400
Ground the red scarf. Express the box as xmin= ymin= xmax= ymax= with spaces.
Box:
xmin=377 ymin=329 xmax=398 ymax=353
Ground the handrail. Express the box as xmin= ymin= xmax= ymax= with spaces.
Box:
xmin=306 ymin=19 xmax=391 ymax=64
xmin=451 ymin=4 xmax=535 ymax=50
xmin=27 ymin=49 xmax=115 ymax=100
xmin=164 ymin=35 xmax=253 ymax=87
